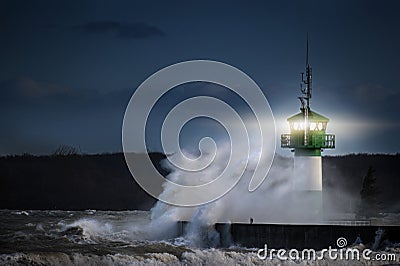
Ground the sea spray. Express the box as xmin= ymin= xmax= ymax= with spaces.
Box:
xmin=145 ymin=141 xmax=360 ymax=247
xmin=184 ymin=206 xmax=220 ymax=248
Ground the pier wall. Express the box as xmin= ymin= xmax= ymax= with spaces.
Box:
xmin=177 ymin=221 xmax=400 ymax=249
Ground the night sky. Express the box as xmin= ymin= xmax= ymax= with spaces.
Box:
xmin=1 ymin=0 xmax=399 ymax=155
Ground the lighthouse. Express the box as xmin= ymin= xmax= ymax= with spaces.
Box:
xmin=281 ymin=37 xmax=335 ymax=222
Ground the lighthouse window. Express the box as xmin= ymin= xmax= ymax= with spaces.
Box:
xmin=293 ymin=122 xmax=306 ymax=130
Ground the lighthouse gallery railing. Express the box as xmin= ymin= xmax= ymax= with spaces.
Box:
xmin=281 ymin=133 xmax=335 ymax=149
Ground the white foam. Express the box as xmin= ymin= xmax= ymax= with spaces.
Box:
xmin=3 ymin=248 xmax=397 ymax=266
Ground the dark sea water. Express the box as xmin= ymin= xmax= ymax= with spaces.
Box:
xmin=0 ymin=210 xmax=259 ymax=265
xmin=0 ymin=210 xmax=399 ymax=265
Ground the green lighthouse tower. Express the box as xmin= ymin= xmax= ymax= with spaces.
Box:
xmin=281 ymin=37 xmax=335 ymax=222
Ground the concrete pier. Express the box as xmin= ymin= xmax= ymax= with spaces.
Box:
xmin=177 ymin=221 xmax=400 ymax=249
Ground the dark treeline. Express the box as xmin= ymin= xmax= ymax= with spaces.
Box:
xmin=0 ymin=153 xmax=167 ymax=210
xmin=0 ymin=153 xmax=399 ymax=211
xmin=323 ymin=154 xmax=400 ymax=214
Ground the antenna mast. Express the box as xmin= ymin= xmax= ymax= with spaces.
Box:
xmin=300 ymin=33 xmax=312 ymax=110
xmin=298 ymin=33 xmax=312 ymax=145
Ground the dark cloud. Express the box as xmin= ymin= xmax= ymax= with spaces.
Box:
xmin=0 ymin=76 xmax=68 ymax=98
xmin=0 ymin=76 xmax=132 ymax=154
xmin=354 ymin=84 xmax=398 ymax=103
xmin=0 ymin=77 xmax=79 ymax=109
xmin=78 ymin=21 xmax=120 ymax=33
xmin=0 ymin=76 xmax=132 ymax=109
xmin=76 ymin=21 xmax=165 ymax=39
